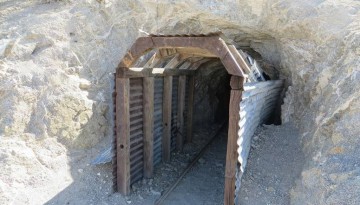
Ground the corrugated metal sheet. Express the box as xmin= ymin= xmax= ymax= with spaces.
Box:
xmin=154 ymin=77 xmax=164 ymax=166
xmin=234 ymin=80 xmax=284 ymax=203
xmin=129 ymin=78 xmax=144 ymax=185
xmin=112 ymin=74 xmax=118 ymax=191
xmin=183 ymin=76 xmax=190 ymax=141
xmin=171 ymin=76 xmax=179 ymax=151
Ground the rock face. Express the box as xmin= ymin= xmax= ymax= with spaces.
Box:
xmin=0 ymin=0 xmax=359 ymax=204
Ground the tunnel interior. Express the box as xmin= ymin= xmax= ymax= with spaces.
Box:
xmin=193 ymin=60 xmax=231 ymax=128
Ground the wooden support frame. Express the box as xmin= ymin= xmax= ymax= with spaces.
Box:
xmin=117 ymin=67 xmax=195 ymax=78
xmin=162 ymin=76 xmax=173 ymax=162
xmin=115 ymin=78 xmax=131 ymax=195
xmin=186 ymin=75 xmax=195 ymax=143
xmin=143 ymin=77 xmax=154 ymax=178
xmin=114 ymin=34 xmax=252 ymax=202
xmin=117 ymin=35 xmax=247 ymax=77
xmin=224 ymin=76 xmax=244 ymax=205
xmin=176 ymin=75 xmax=186 ymax=151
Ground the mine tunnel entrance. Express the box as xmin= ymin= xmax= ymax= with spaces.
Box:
xmin=112 ymin=33 xmax=284 ymax=205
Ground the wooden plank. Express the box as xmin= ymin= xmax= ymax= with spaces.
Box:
xmin=230 ymin=75 xmax=245 ymax=90
xmin=143 ymin=77 xmax=154 ymax=178
xmin=224 ymin=76 xmax=244 ymax=205
xmin=164 ymin=54 xmax=181 ymax=68
xmin=115 ymin=77 xmax=131 ymax=195
xmin=143 ymin=49 xmax=160 ymax=68
xmin=178 ymin=61 xmax=192 ymax=70
xmin=176 ymin=75 xmax=186 ymax=151
xmin=186 ymin=75 xmax=195 ymax=143
xmin=162 ymin=76 xmax=172 ymax=162
xmin=117 ymin=67 xmax=195 ymax=78
xmin=227 ymin=45 xmax=252 ymax=74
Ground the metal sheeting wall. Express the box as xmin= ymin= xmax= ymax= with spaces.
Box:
xmin=153 ymin=77 xmax=164 ymax=166
xmin=183 ymin=77 xmax=190 ymax=141
xmin=171 ymin=76 xmax=179 ymax=151
xmin=116 ymin=75 xmax=191 ymax=186
xmin=129 ymin=78 xmax=144 ymax=185
xmin=235 ymin=80 xmax=284 ymax=203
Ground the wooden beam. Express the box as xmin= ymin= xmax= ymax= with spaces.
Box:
xmin=173 ymin=47 xmax=218 ymax=58
xmin=227 ymin=45 xmax=252 ymax=74
xmin=178 ymin=61 xmax=192 ymax=70
xmin=164 ymin=54 xmax=181 ymax=68
xmin=176 ymin=75 xmax=186 ymax=151
xmin=186 ymin=75 xmax=195 ymax=143
xmin=224 ymin=76 xmax=244 ymax=205
xmin=117 ymin=67 xmax=195 ymax=78
xmin=162 ymin=76 xmax=172 ymax=162
xmin=117 ymin=35 xmax=246 ymax=76
xmin=143 ymin=49 xmax=161 ymax=68
xmin=143 ymin=77 xmax=154 ymax=178
xmin=115 ymin=77 xmax=131 ymax=195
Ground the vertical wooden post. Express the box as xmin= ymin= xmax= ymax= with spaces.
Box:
xmin=177 ymin=75 xmax=186 ymax=151
xmin=186 ymin=75 xmax=195 ymax=143
xmin=224 ymin=76 xmax=244 ymax=205
xmin=162 ymin=76 xmax=172 ymax=162
xmin=115 ymin=77 xmax=131 ymax=195
xmin=143 ymin=77 xmax=154 ymax=178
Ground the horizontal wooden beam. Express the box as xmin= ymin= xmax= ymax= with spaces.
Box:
xmin=117 ymin=67 xmax=196 ymax=78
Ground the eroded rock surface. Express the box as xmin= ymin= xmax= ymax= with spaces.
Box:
xmin=0 ymin=0 xmax=359 ymax=204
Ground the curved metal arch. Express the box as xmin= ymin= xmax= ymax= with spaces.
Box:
xmin=117 ymin=35 xmax=249 ymax=76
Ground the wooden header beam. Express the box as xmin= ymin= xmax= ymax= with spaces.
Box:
xmin=117 ymin=67 xmax=196 ymax=78
xmin=117 ymin=35 xmax=247 ymax=77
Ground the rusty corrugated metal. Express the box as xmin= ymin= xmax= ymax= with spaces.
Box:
xmin=154 ymin=77 xmax=164 ymax=165
xmin=112 ymin=74 xmax=118 ymax=191
xmin=129 ymin=78 xmax=144 ymax=185
xmin=171 ymin=76 xmax=179 ymax=151
xmin=182 ymin=76 xmax=190 ymax=141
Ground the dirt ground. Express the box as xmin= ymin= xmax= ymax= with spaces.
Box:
xmin=239 ymin=123 xmax=305 ymax=205
xmin=44 ymin=124 xmax=223 ymax=205
xmin=43 ymin=122 xmax=303 ymax=205
xmin=161 ymin=130 xmax=227 ymax=205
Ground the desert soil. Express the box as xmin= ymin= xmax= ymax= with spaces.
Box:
xmin=239 ymin=122 xmax=305 ymax=205
xmin=44 ymin=122 xmax=303 ymax=205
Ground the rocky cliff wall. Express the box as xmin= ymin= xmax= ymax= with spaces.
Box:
xmin=0 ymin=0 xmax=359 ymax=204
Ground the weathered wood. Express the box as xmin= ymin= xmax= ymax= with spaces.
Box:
xmin=115 ymin=77 xmax=131 ymax=195
xmin=164 ymin=54 xmax=181 ymax=68
xmin=176 ymin=75 xmax=186 ymax=151
xmin=224 ymin=76 xmax=244 ymax=205
xmin=178 ymin=61 xmax=192 ymax=70
xmin=186 ymin=75 xmax=195 ymax=143
xmin=230 ymin=76 xmax=245 ymax=90
xmin=162 ymin=76 xmax=173 ymax=162
xmin=117 ymin=35 xmax=246 ymax=76
xmin=143 ymin=50 xmax=161 ymax=68
xmin=143 ymin=77 xmax=154 ymax=178
xmin=118 ymin=67 xmax=195 ymax=78
xmin=227 ymin=45 xmax=252 ymax=74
